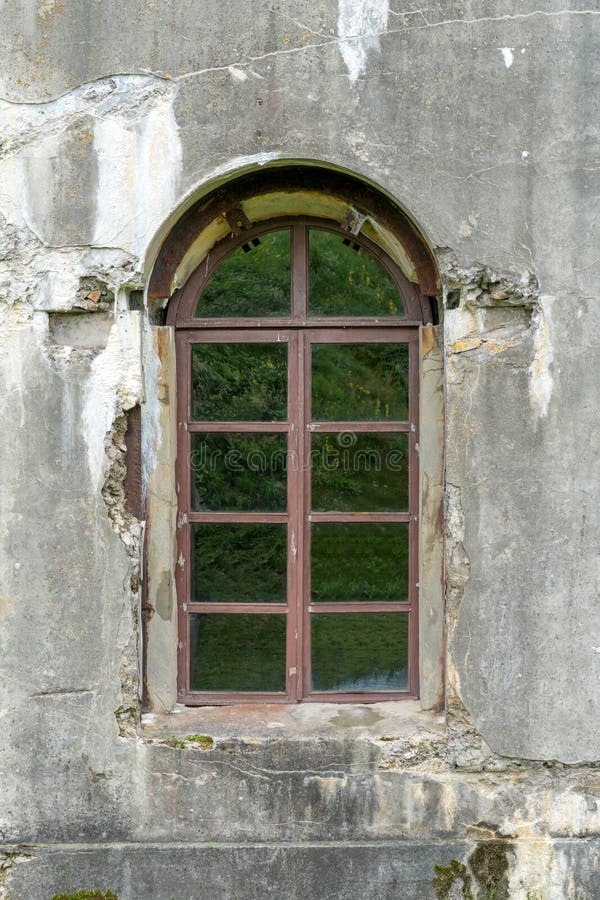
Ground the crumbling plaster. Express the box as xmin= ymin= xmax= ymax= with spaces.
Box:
xmin=1 ymin=1 xmax=599 ymax=896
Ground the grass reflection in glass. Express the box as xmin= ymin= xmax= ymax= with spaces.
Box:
xmin=311 ymin=523 xmax=408 ymax=602
xmin=192 ymin=343 xmax=287 ymax=422
xmin=311 ymin=613 xmax=408 ymax=692
xmin=191 ymin=523 xmax=287 ymax=603
xmin=190 ymin=613 xmax=287 ymax=692
xmin=311 ymin=432 xmax=408 ymax=512
xmin=312 ymin=343 xmax=409 ymax=421
xmin=191 ymin=433 xmax=287 ymax=512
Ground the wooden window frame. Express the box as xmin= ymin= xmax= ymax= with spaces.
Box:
xmin=169 ymin=218 xmax=430 ymax=704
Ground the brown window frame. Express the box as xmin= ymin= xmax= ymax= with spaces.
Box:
xmin=169 ymin=217 xmax=430 ymax=704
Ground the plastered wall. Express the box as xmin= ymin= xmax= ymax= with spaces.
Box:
xmin=1 ymin=2 xmax=599 ymax=897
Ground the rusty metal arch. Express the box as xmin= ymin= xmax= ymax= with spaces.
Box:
xmin=148 ymin=166 xmax=441 ymax=306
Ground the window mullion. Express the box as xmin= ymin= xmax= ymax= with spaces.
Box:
xmin=408 ymin=336 xmax=420 ymax=697
xmin=287 ymin=331 xmax=305 ymax=701
xmin=291 ymin=224 xmax=308 ymax=320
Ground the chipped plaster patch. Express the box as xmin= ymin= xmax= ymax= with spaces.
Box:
xmin=337 ymin=0 xmax=389 ymax=83
xmin=228 ymin=66 xmax=248 ymax=83
xmin=500 ymin=47 xmax=514 ymax=68
xmin=141 ymin=319 xmax=163 ymax=487
xmin=459 ymin=214 xmax=478 ymax=237
xmin=82 ymin=311 xmax=143 ymax=490
xmin=528 ymin=296 xmax=554 ymax=418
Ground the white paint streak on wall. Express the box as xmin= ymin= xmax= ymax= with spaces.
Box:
xmin=94 ymin=91 xmax=182 ymax=257
xmin=82 ymin=311 xmax=143 ymax=490
xmin=337 ymin=0 xmax=389 ymax=83
xmin=500 ymin=47 xmax=514 ymax=68
xmin=134 ymin=96 xmax=183 ymax=255
xmin=529 ymin=296 xmax=554 ymax=418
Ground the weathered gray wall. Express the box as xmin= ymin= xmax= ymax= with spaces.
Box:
xmin=1 ymin=1 xmax=599 ymax=897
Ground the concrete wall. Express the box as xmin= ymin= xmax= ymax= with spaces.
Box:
xmin=1 ymin=2 xmax=599 ymax=897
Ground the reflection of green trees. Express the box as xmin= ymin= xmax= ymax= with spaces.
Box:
xmin=194 ymin=227 xmax=405 ymax=320
xmin=311 ymin=433 xmax=408 ymax=511
xmin=189 ymin=612 xmax=408 ymax=692
xmin=192 ymin=343 xmax=287 ymax=421
xmin=191 ymin=433 xmax=287 ymax=511
xmin=192 ymin=524 xmax=286 ymax=603
xmin=196 ymin=230 xmax=291 ymax=317
xmin=311 ymin=524 xmax=408 ymax=602
xmin=309 ymin=230 xmax=404 ymax=316
xmin=312 ymin=344 xmax=409 ymax=421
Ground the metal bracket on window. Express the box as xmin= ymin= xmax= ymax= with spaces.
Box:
xmin=341 ymin=206 xmax=367 ymax=236
xmin=225 ymin=205 xmax=252 ymax=235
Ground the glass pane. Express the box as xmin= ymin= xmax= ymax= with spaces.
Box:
xmin=311 ymin=613 xmax=408 ymax=692
xmin=311 ymin=524 xmax=408 ymax=602
xmin=192 ymin=343 xmax=287 ymax=421
xmin=312 ymin=343 xmax=409 ymax=421
xmin=191 ymin=433 xmax=287 ymax=511
xmin=190 ymin=614 xmax=286 ymax=692
xmin=311 ymin=433 xmax=408 ymax=511
xmin=195 ymin=230 xmax=291 ymax=317
xmin=191 ymin=524 xmax=287 ymax=603
xmin=309 ymin=229 xmax=404 ymax=317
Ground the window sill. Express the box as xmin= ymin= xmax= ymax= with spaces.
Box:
xmin=141 ymin=699 xmax=445 ymax=744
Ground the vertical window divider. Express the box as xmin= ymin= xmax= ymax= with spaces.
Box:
xmin=287 ymin=331 xmax=304 ymax=701
xmin=301 ymin=330 xmax=313 ymax=696
xmin=176 ymin=331 xmax=192 ymax=695
xmin=408 ymin=334 xmax=420 ymax=697
xmin=291 ymin=224 xmax=308 ymax=320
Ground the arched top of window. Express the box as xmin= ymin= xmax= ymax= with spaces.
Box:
xmin=167 ymin=218 xmax=431 ymax=326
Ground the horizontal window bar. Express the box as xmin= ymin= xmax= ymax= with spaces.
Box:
xmin=308 ymin=328 xmax=418 ymax=342
xmin=308 ymin=422 xmax=410 ymax=432
xmin=187 ymin=602 xmax=287 ymax=614
xmin=187 ymin=512 xmax=288 ymax=524
xmin=188 ymin=422 xmax=289 ymax=432
xmin=180 ymin=692 xmax=291 ymax=705
xmin=308 ymin=512 xmax=411 ymax=523
xmin=308 ymin=602 xmax=411 ymax=614
xmin=177 ymin=319 xmax=424 ymax=330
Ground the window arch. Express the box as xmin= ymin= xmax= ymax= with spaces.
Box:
xmin=167 ymin=215 xmax=433 ymax=704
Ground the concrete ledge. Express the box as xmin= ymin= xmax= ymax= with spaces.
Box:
xmin=141 ymin=700 xmax=445 ymax=742
xmin=3 ymin=839 xmax=600 ymax=900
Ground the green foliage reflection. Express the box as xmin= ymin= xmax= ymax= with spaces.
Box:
xmin=312 ymin=343 xmax=409 ymax=420
xmin=309 ymin=230 xmax=404 ymax=316
xmin=192 ymin=343 xmax=287 ymax=421
xmin=311 ymin=433 xmax=408 ymax=511
xmin=190 ymin=614 xmax=286 ymax=691
xmin=191 ymin=433 xmax=287 ymax=512
xmin=311 ymin=524 xmax=408 ymax=602
xmin=191 ymin=524 xmax=287 ymax=603
xmin=195 ymin=230 xmax=291 ymax=317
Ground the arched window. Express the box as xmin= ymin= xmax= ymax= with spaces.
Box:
xmin=168 ymin=216 xmax=432 ymax=703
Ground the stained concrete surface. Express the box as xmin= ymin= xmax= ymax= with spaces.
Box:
xmin=1 ymin=1 xmax=600 ymax=897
